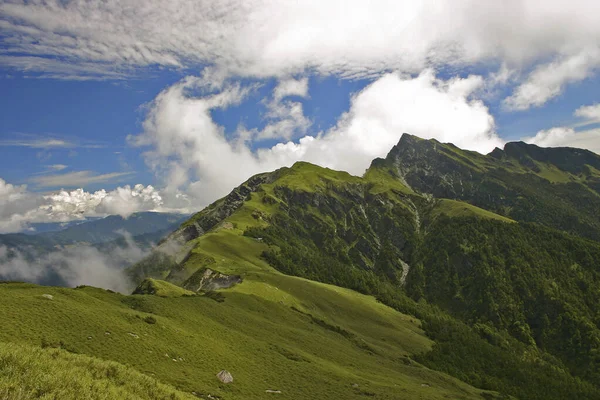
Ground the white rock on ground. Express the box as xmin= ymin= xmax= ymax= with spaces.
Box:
xmin=216 ymin=370 xmax=233 ymax=383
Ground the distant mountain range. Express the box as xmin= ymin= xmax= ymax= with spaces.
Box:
xmin=0 ymin=212 xmax=189 ymax=251
xmin=22 ymin=218 xmax=104 ymax=235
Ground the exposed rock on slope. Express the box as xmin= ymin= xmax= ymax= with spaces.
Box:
xmin=183 ymin=268 xmax=242 ymax=292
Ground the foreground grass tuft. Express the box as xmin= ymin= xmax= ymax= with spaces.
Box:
xmin=0 ymin=341 xmax=194 ymax=399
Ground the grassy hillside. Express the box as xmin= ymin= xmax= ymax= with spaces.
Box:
xmin=126 ymin=159 xmax=600 ymax=399
xmin=0 ymin=277 xmax=495 ymax=400
xmin=0 ymin=342 xmax=195 ymax=400
xmin=4 ymin=136 xmax=600 ymax=399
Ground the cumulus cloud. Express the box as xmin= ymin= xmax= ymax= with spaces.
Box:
xmin=95 ymin=185 xmax=165 ymax=217
xmin=0 ymin=179 xmax=41 ymax=233
xmin=131 ymin=69 xmax=502 ymax=207
xmin=0 ymin=179 xmax=166 ymax=233
xmin=0 ymin=232 xmax=146 ymax=293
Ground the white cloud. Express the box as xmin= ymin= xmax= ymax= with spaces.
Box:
xmin=504 ymin=48 xmax=600 ymax=110
xmin=44 ymin=185 xmax=165 ymax=219
xmin=131 ymin=70 xmax=502 ymax=208
xmin=2 ymin=0 xmax=600 ymax=84
xmin=575 ymin=103 xmax=600 ymax=122
xmin=0 ymin=179 xmax=41 ymax=233
xmin=0 ymin=55 xmax=128 ymax=80
xmin=0 ymin=179 xmax=167 ymax=233
xmin=95 ymin=184 xmax=164 ymax=217
xmin=241 ymin=78 xmax=312 ymax=141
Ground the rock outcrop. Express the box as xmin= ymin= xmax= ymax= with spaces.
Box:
xmin=183 ymin=268 xmax=242 ymax=292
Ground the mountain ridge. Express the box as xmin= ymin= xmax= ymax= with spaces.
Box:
xmin=125 ymin=134 xmax=600 ymax=399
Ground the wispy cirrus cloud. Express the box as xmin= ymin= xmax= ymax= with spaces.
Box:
xmin=0 ymin=134 xmax=105 ymax=149
xmin=30 ymin=171 xmax=134 ymax=188
xmin=0 ymin=55 xmax=130 ymax=80
xmin=45 ymin=164 xmax=68 ymax=172
xmin=32 ymin=164 xmax=69 ymax=175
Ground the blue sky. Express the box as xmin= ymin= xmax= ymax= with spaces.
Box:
xmin=0 ymin=0 xmax=599 ymax=232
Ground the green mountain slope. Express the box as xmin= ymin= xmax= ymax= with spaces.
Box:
xmin=3 ymin=135 xmax=600 ymax=399
xmin=0 ymin=279 xmax=496 ymax=400
xmin=127 ymin=138 xmax=600 ymax=399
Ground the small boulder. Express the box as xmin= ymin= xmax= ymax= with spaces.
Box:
xmin=216 ymin=370 xmax=233 ymax=383
xmin=266 ymin=389 xmax=282 ymax=394
xmin=41 ymin=294 xmax=53 ymax=300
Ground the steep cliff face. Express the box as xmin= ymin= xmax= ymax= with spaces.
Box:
xmin=168 ymin=171 xmax=280 ymax=244
xmin=127 ymin=171 xmax=281 ymax=282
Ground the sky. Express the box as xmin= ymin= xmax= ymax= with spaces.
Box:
xmin=1 ymin=0 xmax=600 ymax=233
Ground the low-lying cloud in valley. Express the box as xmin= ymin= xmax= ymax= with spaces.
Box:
xmin=0 ymin=231 xmax=148 ymax=293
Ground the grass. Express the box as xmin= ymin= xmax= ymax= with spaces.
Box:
xmin=430 ymin=199 xmax=515 ymax=223
xmin=0 ymin=341 xmax=195 ymax=400
xmin=363 ymin=166 xmax=414 ymax=195
xmin=271 ymin=162 xmax=363 ymax=193
xmin=0 ymin=250 xmax=496 ymax=400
